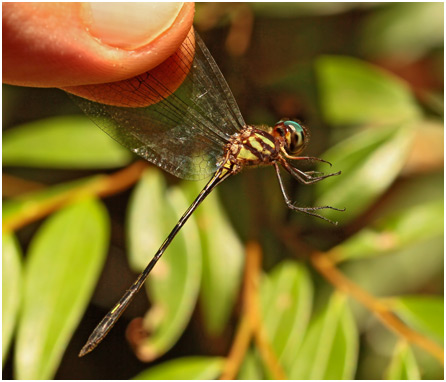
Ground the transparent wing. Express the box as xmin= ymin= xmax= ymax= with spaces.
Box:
xmin=68 ymin=30 xmax=246 ymax=180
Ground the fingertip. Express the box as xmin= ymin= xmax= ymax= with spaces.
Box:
xmin=3 ymin=2 xmax=195 ymax=87
xmin=64 ymin=27 xmax=196 ymax=107
xmin=84 ymin=3 xmax=184 ymax=50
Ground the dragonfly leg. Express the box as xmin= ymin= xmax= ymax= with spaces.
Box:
xmin=281 ymin=149 xmax=333 ymax=167
xmin=274 ymin=162 xmax=344 ymax=225
xmin=303 ymin=170 xmax=329 ymax=177
xmin=280 ymin=158 xmax=341 ymax=185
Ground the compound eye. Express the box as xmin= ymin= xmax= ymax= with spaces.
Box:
xmin=283 ymin=120 xmax=306 ymax=154
xmin=275 ymin=126 xmax=285 ymax=137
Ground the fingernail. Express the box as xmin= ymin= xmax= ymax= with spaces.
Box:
xmin=83 ymin=2 xmax=183 ymax=50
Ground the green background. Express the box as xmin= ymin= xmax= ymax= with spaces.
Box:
xmin=3 ymin=3 xmax=443 ymax=380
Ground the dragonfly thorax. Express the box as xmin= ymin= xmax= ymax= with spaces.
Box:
xmin=220 ymin=126 xmax=281 ymax=174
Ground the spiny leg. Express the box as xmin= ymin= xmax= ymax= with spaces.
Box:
xmin=295 ymin=168 xmax=341 ymax=184
xmin=280 ymin=158 xmax=341 ymax=185
xmin=281 ymin=150 xmax=333 ymax=167
xmin=273 ymin=162 xmax=344 ymax=225
xmin=303 ymin=170 xmax=330 ymax=178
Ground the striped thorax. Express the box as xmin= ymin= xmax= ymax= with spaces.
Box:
xmin=220 ymin=120 xmax=308 ymax=175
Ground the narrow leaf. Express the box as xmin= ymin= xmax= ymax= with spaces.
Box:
xmin=385 ymin=342 xmax=421 ymax=380
xmin=316 ymin=55 xmax=421 ymax=126
xmin=14 ymin=198 xmax=109 ymax=379
xmin=261 ymin=261 xmax=313 ymax=373
xmin=185 ymin=180 xmax=244 ymax=335
xmin=127 ymin=169 xmax=168 ymax=271
xmin=289 ymin=293 xmax=358 ymax=380
xmin=127 ymin=169 xmax=202 ymax=360
xmin=238 ymin=349 xmax=264 ymax=380
xmin=2 ymin=233 xmax=22 ymax=365
xmin=361 ymin=3 xmax=444 ymax=61
xmin=133 ymin=356 xmax=224 ymax=380
xmin=251 ymin=2 xmax=366 ymax=17
xmin=3 ymin=115 xmax=132 ymax=168
xmin=315 ymin=124 xmax=415 ymax=223
xmin=393 ymin=295 xmax=443 ymax=344
xmin=335 ymin=199 xmax=444 ymax=261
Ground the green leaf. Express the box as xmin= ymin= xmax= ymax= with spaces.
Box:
xmin=316 ymin=56 xmax=421 ymax=126
xmin=334 ymin=199 xmax=444 ymax=261
xmin=238 ymin=349 xmax=263 ymax=380
xmin=261 ymin=261 xmax=313 ymax=374
xmin=250 ymin=2 xmax=367 ymax=17
xmin=3 ymin=115 xmax=132 ymax=168
xmin=14 ymin=198 xmax=109 ymax=379
xmin=393 ymin=295 xmax=443 ymax=344
xmin=315 ymin=124 xmax=415 ymax=223
xmin=127 ymin=169 xmax=168 ymax=271
xmin=127 ymin=169 xmax=202 ymax=360
xmin=342 ymin=236 xmax=443 ymax=307
xmin=289 ymin=293 xmax=358 ymax=380
xmin=185 ymin=181 xmax=244 ymax=336
xmin=133 ymin=356 xmax=224 ymax=380
xmin=361 ymin=3 xmax=444 ymax=62
xmin=385 ymin=342 xmax=421 ymax=380
xmin=2 ymin=233 xmax=22 ymax=365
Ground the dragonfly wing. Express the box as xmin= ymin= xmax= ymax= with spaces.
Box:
xmin=72 ymin=95 xmax=225 ymax=180
xmin=68 ymin=30 xmax=245 ymax=180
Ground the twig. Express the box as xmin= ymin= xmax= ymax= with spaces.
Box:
xmin=220 ymin=242 xmax=287 ymax=380
xmin=3 ymin=174 xmax=45 ymax=197
xmin=219 ymin=313 xmax=253 ymax=380
xmin=246 ymin=243 xmax=287 ymax=380
xmin=277 ymin=224 xmax=444 ymax=364
xmin=3 ymin=161 xmax=147 ymax=232
xmin=311 ymin=251 xmax=444 ymax=364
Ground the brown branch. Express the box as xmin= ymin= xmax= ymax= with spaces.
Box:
xmin=3 ymin=174 xmax=45 ymax=197
xmin=276 ymin=223 xmax=444 ymax=364
xmin=3 ymin=161 xmax=147 ymax=232
xmin=220 ymin=242 xmax=286 ymax=380
xmin=220 ymin=241 xmax=259 ymax=380
xmin=310 ymin=251 xmax=444 ymax=364
xmin=219 ymin=313 xmax=253 ymax=380
xmin=247 ymin=243 xmax=286 ymax=380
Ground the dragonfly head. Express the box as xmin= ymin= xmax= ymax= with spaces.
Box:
xmin=272 ymin=120 xmax=309 ymax=155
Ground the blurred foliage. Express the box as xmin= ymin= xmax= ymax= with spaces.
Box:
xmin=13 ymin=198 xmax=109 ymax=379
xmin=2 ymin=233 xmax=22 ymax=366
xmin=127 ymin=169 xmax=203 ymax=361
xmin=133 ymin=356 xmax=224 ymax=380
xmin=3 ymin=115 xmax=132 ymax=169
xmin=289 ymin=293 xmax=358 ymax=379
xmin=260 ymin=261 xmax=313 ymax=374
xmin=394 ymin=295 xmax=444 ymax=345
xmin=385 ymin=341 xmax=421 ymax=380
xmin=360 ymin=3 xmax=444 ymax=62
xmin=2 ymin=2 xmax=443 ymax=380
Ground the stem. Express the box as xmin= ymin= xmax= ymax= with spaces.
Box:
xmin=220 ymin=242 xmax=286 ymax=380
xmin=3 ymin=161 xmax=147 ymax=232
xmin=311 ymin=251 xmax=444 ymax=364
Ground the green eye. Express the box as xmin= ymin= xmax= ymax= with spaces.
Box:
xmin=284 ymin=120 xmax=303 ymax=134
xmin=284 ymin=121 xmax=306 ymax=154
xmin=273 ymin=119 xmax=308 ymax=154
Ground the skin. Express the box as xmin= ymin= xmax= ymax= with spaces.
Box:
xmin=3 ymin=2 xmax=195 ymax=104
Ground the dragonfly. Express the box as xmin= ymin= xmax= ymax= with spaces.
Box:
xmin=68 ymin=29 xmax=343 ymax=357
